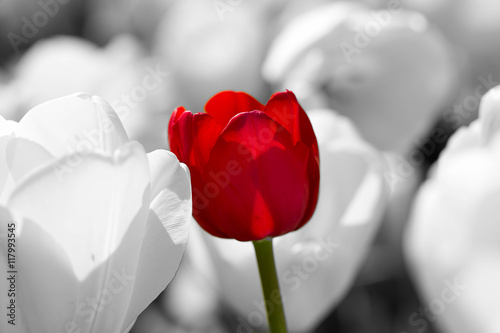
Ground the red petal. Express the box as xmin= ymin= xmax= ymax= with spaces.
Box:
xmin=204 ymin=91 xmax=265 ymax=128
xmin=168 ymin=106 xmax=186 ymax=150
xmin=297 ymin=150 xmax=320 ymax=230
xmin=263 ymin=91 xmax=320 ymax=226
xmin=195 ymin=111 xmax=310 ymax=241
xmin=263 ymin=90 xmax=319 ymax=157
xmin=168 ymin=109 xmax=223 ymax=170
xmin=190 ymin=169 xmax=230 ymax=239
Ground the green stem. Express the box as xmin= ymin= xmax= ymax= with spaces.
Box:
xmin=253 ymin=238 xmax=287 ymax=333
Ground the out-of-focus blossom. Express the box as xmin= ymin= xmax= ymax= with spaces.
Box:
xmin=168 ymin=90 xmax=320 ymax=241
xmin=263 ymin=2 xmax=458 ymax=152
xmin=0 ymin=93 xmax=191 ymax=333
xmin=402 ymin=0 xmax=500 ymax=130
xmin=382 ymin=151 xmax=424 ymax=235
xmin=1 ymin=34 xmax=174 ymax=151
xmin=153 ymin=0 xmax=270 ymax=112
xmin=403 ymin=0 xmax=500 ymax=60
xmin=184 ymin=108 xmax=388 ymax=332
xmin=405 ymin=86 xmax=500 ymax=333
xmin=158 ymin=251 xmax=224 ymax=332
xmin=84 ymin=0 xmax=174 ymax=45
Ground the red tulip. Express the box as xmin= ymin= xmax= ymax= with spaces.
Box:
xmin=169 ymin=90 xmax=320 ymax=241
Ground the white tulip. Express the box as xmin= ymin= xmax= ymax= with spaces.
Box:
xmin=263 ymin=2 xmax=458 ymax=153
xmin=405 ymin=86 xmax=500 ymax=333
xmin=0 ymin=93 xmax=191 ymax=333
xmin=184 ymin=108 xmax=388 ymax=332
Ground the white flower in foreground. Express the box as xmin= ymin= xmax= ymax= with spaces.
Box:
xmin=185 ymin=109 xmax=388 ymax=332
xmin=405 ymin=86 xmax=500 ymax=333
xmin=0 ymin=93 xmax=191 ymax=333
xmin=263 ymin=2 xmax=457 ymax=152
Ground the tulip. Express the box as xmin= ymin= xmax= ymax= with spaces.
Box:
xmin=168 ymin=90 xmax=319 ymax=242
xmin=404 ymin=0 xmax=500 ymax=129
xmin=169 ymin=90 xmax=320 ymax=331
xmin=405 ymin=86 xmax=500 ymax=333
xmin=262 ymin=2 xmax=458 ymax=153
xmin=1 ymin=35 xmax=174 ymax=151
xmin=0 ymin=93 xmax=191 ymax=333
xmin=179 ymin=108 xmax=388 ymax=332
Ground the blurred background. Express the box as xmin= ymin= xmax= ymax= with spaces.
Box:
xmin=1 ymin=0 xmax=498 ymax=332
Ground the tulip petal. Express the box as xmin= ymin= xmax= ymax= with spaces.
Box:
xmin=0 ymin=205 xmax=83 ymax=333
xmin=0 ymin=137 xmax=15 ymax=205
xmin=307 ymin=108 xmax=362 ymax=146
xmin=7 ymin=142 xmax=150 ymax=332
xmin=261 ymin=2 xmax=364 ymax=83
xmin=148 ymin=149 xmax=185 ymax=199
xmin=121 ymin=205 xmax=190 ymax=329
xmin=0 ymin=116 xmax=18 ymax=136
xmin=263 ymin=91 xmax=319 ymax=152
xmin=0 ymin=137 xmax=54 ymax=205
xmin=167 ymin=106 xmax=186 ymax=148
xmin=479 ymin=85 xmax=500 ymax=145
xmin=197 ymin=111 xmax=310 ymax=241
xmin=263 ymin=92 xmax=320 ymax=227
xmin=298 ymin=149 xmax=320 ymax=229
xmin=204 ymin=90 xmax=264 ymax=127
xmin=168 ymin=109 xmax=223 ymax=170
xmin=120 ymin=152 xmax=191 ymax=330
xmin=149 ymin=161 xmax=191 ymax=244
xmin=6 ymin=137 xmax=53 ymax=184
xmin=15 ymin=93 xmax=128 ymax=159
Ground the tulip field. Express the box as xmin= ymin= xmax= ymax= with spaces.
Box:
xmin=0 ymin=1 xmax=499 ymax=332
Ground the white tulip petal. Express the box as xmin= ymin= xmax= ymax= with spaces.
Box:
xmin=121 ymin=211 xmax=186 ymax=331
xmin=306 ymin=109 xmax=362 ymax=146
xmin=0 ymin=136 xmax=53 ymax=205
xmin=438 ymin=121 xmax=481 ymax=160
xmin=8 ymin=141 xmax=150 ymax=332
xmin=0 ymin=116 xmax=18 ymax=136
xmin=294 ymin=147 xmax=367 ymax=239
xmin=121 ymin=319 xmax=136 ymax=333
xmin=16 ymin=93 xmax=128 ymax=159
xmin=340 ymin=163 xmax=386 ymax=227
xmin=6 ymin=137 xmax=53 ymax=184
xmin=14 ymin=217 xmax=86 ymax=332
xmin=121 ymin=161 xmax=191 ymax=330
xmin=479 ymin=85 xmax=500 ymax=145
xmin=0 ymin=137 xmax=15 ymax=205
xmin=262 ymin=2 xmax=364 ymax=83
xmin=296 ymin=109 xmax=377 ymax=237
xmin=147 ymin=149 xmax=186 ymax=199
xmin=150 ymin=160 xmax=191 ymax=246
